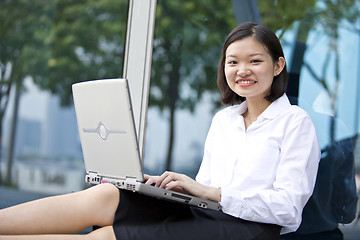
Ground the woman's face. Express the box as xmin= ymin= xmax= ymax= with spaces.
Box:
xmin=224 ymin=37 xmax=284 ymax=102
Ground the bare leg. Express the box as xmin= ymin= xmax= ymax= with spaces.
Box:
xmin=0 ymin=226 xmax=116 ymax=240
xmin=0 ymin=184 xmax=119 ymax=235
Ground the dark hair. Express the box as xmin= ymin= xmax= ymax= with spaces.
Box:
xmin=217 ymin=22 xmax=288 ymax=105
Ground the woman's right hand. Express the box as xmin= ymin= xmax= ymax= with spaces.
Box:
xmin=143 ymin=172 xmax=221 ymax=202
xmin=143 ymin=174 xmax=159 ymax=186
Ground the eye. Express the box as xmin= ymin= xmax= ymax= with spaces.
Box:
xmin=250 ymin=59 xmax=262 ymax=63
xmin=226 ymin=60 xmax=237 ymax=65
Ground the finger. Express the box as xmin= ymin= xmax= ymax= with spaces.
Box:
xmin=159 ymin=172 xmax=181 ymax=188
xmin=145 ymin=178 xmax=154 ymax=185
xmin=144 ymin=175 xmax=158 ymax=185
xmin=156 ymin=171 xmax=173 ymax=187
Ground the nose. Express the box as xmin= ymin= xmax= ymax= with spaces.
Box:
xmin=237 ymin=65 xmax=251 ymax=77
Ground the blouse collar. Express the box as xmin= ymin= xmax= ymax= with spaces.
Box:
xmin=238 ymin=94 xmax=291 ymax=122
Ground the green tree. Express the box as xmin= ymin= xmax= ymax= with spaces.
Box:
xmin=150 ymin=0 xmax=236 ymax=171
xmin=151 ymin=0 xmax=321 ymax=171
xmin=258 ymin=0 xmax=317 ymax=37
xmin=3 ymin=0 xmax=358 ymax=181
xmin=0 ymin=0 xmax=128 ymax=184
xmin=41 ymin=0 xmax=128 ymax=105
xmin=0 ymin=0 xmax=56 ymax=183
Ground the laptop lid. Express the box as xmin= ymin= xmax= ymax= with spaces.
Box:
xmin=72 ymin=78 xmax=144 ymax=182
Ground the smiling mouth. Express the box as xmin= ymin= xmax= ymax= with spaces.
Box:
xmin=235 ymin=79 xmax=257 ymax=85
xmin=236 ymin=80 xmax=256 ymax=84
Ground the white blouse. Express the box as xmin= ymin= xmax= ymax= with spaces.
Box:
xmin=196 ymin=94 xmax=321 ymax=234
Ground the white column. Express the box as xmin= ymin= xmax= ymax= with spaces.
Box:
xmin=123 ymin=0 xmax=157 ymax=162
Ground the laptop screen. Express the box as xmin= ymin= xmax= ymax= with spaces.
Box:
xmin=72 ymin=79 xmax=144 ymax=181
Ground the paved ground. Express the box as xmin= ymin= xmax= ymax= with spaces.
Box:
xmin=1 ymin=186 xmax=359 ymax=238
xmin=0 ymin=186 xmax=51 ymax=209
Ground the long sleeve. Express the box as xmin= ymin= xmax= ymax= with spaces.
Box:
xmin=196 ymin=95 xmax=321 ymax=234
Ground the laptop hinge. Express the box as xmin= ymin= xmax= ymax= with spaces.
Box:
xmin=86 ymin=171 xmax=101 ymax=184
xmin=124 ymin=177 xmax=138 ymax=192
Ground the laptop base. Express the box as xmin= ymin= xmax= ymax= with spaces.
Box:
xmin=85 ymin=172 xmax=221 ymax=210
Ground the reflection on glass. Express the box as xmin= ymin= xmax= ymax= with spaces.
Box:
xmin=146 ymin=0 xmax=236 ymax=177
xmin=0 ymin=0 xmax=128 ymax=194
xmin=146 ymin=0 xmax=360 ymax=238
xmin=273 ymin=0 xmax=360 ymax=238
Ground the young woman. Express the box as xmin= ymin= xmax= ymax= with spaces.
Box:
xmin=0 ymin=22 xmax=320 ymax=240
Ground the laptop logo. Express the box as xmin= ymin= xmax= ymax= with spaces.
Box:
xmin=83 ymin=121 xmax=126 ymax=140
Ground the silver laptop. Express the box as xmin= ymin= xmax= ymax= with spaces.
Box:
xmin=72 ymin=78 xmax=221 ymax=211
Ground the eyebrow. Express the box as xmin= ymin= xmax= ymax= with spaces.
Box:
xmin=225 ymin=52 xmax=265 ymax=58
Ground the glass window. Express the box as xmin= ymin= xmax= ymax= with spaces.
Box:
xmin=0 ymin=0 xmax=128 ymax=194
xmin=146 ymin=0 xmax=360 ymax=238
xmin=263 ymin=1 xmax=360 ymax=238
xmin=145 ymin=0 xmax=237 ymax=178
xmin=1 ymin=0 xmax=359 ymax=237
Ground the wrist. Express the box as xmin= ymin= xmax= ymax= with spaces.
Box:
xmin=215 ymin=187 xmax=221 ymax=202
xmin=206 ymin=186 xmax=221 ymax=202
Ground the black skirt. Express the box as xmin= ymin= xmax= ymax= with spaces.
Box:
xmin=113 ymin=189 xmax=281 ymax=240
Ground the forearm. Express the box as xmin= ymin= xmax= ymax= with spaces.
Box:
xmin=198 ymin=184 xmax=221 ymax=202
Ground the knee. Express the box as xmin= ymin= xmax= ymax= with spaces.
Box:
xmin=85 ymin=184 xmax=119 ymax=226
xmin=85 ymin=183 xmax=119 ymax=202
xmin=90 ymin=183 xmax=119 ymax=200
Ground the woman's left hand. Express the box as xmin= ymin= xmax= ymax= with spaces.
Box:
xmin=144 ymin=171 xmax=221 ymax=202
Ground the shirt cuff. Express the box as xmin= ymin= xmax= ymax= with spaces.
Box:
xmin=220 ymin=188 xmax=242 ymax=218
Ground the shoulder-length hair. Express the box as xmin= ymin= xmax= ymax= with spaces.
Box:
xmin=217 ymin=22 xmax=288 ymax=105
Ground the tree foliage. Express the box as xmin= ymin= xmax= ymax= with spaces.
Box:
xmin=150 ymin=0 xmax=236 ymax=170
xmin=0 ymin=0 xmax=56 ymax=182
xmin=0 ymin=0 xmax=128 ymax=182
xmin=43 ymin=0 xmax=128 ymax=105
xmin=150 ymin=0 xmax=236 ymax=112
xmin=151 ymin=0 xmax=321 ymax=170
xmin=1 ymin=0 xmax=359 ymax=178
xmin=258 ymin=0 xmax=317 ymax=37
